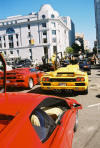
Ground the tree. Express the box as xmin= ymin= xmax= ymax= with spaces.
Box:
xmin=65 ymin=47 xmax=74 ymax=54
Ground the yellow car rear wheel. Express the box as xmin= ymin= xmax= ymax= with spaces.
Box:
xmin=83 ymin=87 xmax=88 ymax=95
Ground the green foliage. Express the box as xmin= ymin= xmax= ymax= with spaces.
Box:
xmin=66 ymin=47 xmax=74 ymax=54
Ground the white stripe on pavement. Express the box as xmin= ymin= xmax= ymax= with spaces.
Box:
xmin=88 ymin=103 xmax=100 ymax=108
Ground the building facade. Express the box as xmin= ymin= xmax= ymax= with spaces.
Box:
xmin=84 ymin=40 xmax=90 ymax=51
xmin=94 ymin=0 xmax=100 ymax=53
xmin=0 ymin=4 xmax=75 ymax=63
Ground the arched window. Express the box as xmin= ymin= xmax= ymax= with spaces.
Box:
xmin=6 ymin=28 xmax=15 ymax=34
xmin=51 ymin=14 xmax=55 ymax=18
xmin=42 ymin=15 xmax=46 ymax=19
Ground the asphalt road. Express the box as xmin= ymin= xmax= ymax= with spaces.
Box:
xmin=72 ymin=65 xmax=100 ymax=148
xmin=7 ymin=64 xmax=100 ymax=148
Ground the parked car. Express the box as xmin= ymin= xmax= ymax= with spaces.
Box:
xmin=0 ymin=93 xmax=82 ymax=148
xmin=6 ymin=68 xmax=44 ymax=89
xmin=36 ymin=63 xmax=54 ymax=72
xmin=79 ymin=59 xmax=91 ymax=75
xmin=13 ymin=59 xmax=32 ymax=68
xmin=0 ymin=53 xmax=82 ymax=148
xmin=60 ymin=59 xmax=70 ymax=67
xmin=41 ymin=64 xmax=88 ymax=94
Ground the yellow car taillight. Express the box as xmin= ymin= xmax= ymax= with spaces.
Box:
xmin=42 ymin=77 xmax=50 ymax=82
xmin=46 ymin=77 xmax=50 ymax=81
xmin=76 ymin=77 xmax=85 ymax=82
xmin=81 ymin=77 xmax=85 ymax=81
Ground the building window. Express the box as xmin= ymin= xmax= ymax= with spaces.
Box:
xmin=42 ymin=23 xmax=46 ymax=28
xmin=4 ymin=51 xmax=6 ymax=55
xmin=28 ymin=32 xmax=31 ymax=37
xmin=10 ymin=51 xmax=13 ymax=54
xmin=3 ymin=36 xmax=5 ymax=41
xmin=42 ymin=15 xmax=46 ymax=19
xmin=52 ymin=30 xmax=56 ymax=35
xmin=16 ymin=34 xmax=18 ymax=39
xmin=8 ymin=35 xmax=13 ymax=41
xmin=43 ymin=38 xmax=47 ymax=43
xmin=51 ymin=14 xmax=55 ymax=18
xmin=17 ymin=41 xmax=19 ymax=46
xmin=0 ymin=43 xmax=2 ymax=48
xmin=6 ymin=27 xmax=15 ymax=34
xmin=4 ymin=43 xmax=6 ymax=48
xmin=28 ymin=24 xmax=30 ymax=30
xmin=52 ymin=37 xmax=56 ymax=43
xmin=17 ymin=50 xmax=19 ymax=55
xmin=51 ymin=22 xmax=56 ymax=27
xmin=9 ymin=42 xmax=14 ymax=48
xmin=29 ymin=48 xmax=32 ymax=53
xmin=43 ymin=31 xmax=47 ymax=35
xmin=53 ymin=46 xmax=57 ymax=54
xmin=29 ymin=40 xmax=31 ymax=44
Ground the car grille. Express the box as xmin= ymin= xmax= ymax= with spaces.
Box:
xmin=43 ymin=83 xmax=51 ymax=86
xmin=7 ymin=73 xmax=16 ymax=79
xmin=16 ymin=80 xmax=24 ymax=82
xmin=50 ymin=78 xmax=76 ymax=82
xmin=57 ymin=72 xmax=74 ymax=74
xmin=7 ymin=73 xmax=16 ymax=75
xmin=75 ymin=83 xmax=85 ymax=86
xmin=7 ymin=77 xmax=16 ymax=79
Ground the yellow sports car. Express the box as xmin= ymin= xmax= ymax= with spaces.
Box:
xmin=41 ymin=64 xmax=88 ymax=94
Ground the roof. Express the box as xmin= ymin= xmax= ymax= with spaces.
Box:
xmin=56 ymin=64 xmax=79 ymax=73
xmin=40 ymin=4 xmax=53 ymax=12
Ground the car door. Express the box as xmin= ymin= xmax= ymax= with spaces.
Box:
xmin=50 ymin=109 xmax=76 ymax=148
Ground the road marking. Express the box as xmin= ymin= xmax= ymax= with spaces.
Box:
xmin=88 ymin=103 xmax=100 ymax=108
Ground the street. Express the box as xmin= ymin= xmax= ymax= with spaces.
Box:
xmin=7 ymin=65 xmax=100 ymax=148
xmin=73 ymin=65 xmax=100 ymax=148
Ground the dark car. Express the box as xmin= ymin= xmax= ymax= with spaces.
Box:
xmin=36 ymin=63 xmax=54 ymax=72
xmin=60 ymin=59 xmax=70 ymax=67
xmin=79 ymin=59 xmax=91 ymax=75
xmin=13 ymin=59 xmax=32 ymax=69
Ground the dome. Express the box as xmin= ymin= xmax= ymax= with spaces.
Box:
xmin=40 ymin=4 xmax=54 ymax=12
xmin=54 ymin=11 xmax=59 ymax=17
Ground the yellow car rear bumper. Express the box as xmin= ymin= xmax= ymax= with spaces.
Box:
xmin=41 ymin=82 xmax=88 ymax=91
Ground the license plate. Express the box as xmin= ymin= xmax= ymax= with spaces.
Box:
xmin=75 ymin=87 xmax=79 ymax=90
xmin=59 ymin=83 xmax=66 ymax=86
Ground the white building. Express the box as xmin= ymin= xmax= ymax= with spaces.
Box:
xmin=84 ymin=40 xmax=90 ymax=51
xmin=0 ymin=4 xmax=75 ymax=63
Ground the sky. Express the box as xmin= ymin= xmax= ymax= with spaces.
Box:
xmin=0 ymin=0 xmax=96 ymax=49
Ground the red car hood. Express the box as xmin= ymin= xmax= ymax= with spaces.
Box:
xmin=0 ymin=93 xmax=45 ymax=147
xmin=7 ymin=68 xmax=29 ymax=74
xmin=0 ymin=93 xmax=44 ymax=116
